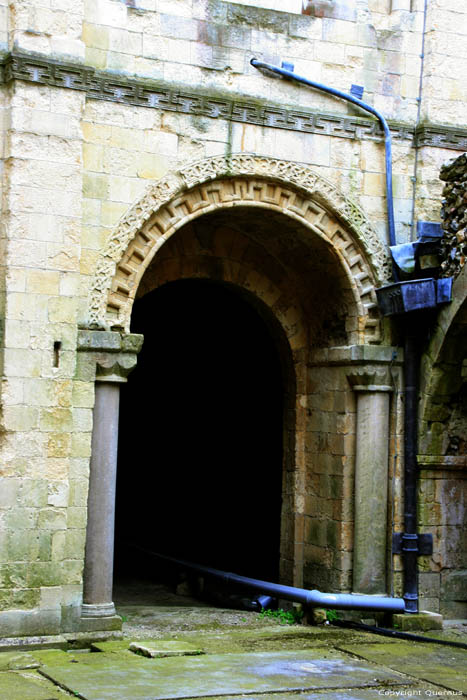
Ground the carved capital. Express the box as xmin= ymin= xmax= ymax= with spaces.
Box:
xmin=95 ymin=353 xmax=138 ymax=383
xmin=77 ymin=330 xmax=143 ymax=383
xmin=347 ymin=367 xmax=393 ymax=392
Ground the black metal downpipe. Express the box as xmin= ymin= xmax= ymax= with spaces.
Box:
xmin=402 ymin=320 xmax=422 ymax=613
xmin=127 ymin=545 xmax=406 ymax=614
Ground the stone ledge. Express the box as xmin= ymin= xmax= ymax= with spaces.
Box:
xmin=77 ymin=330 xmax=144 ymax=354
xmin=65 ymin=630 xmax=123 ymax=649
xmin=0 ymin=635 xmax=68 ymax=652
xmin=418 ymin=455 xmax=467 ymax=471
xmin=392 ymin=611 xmax=443 ymax=631
xmin=309 ymin=345 xmax=403 ymax=366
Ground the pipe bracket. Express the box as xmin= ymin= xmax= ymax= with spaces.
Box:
xmin=392 ymin=532 xmax=433 ymax=556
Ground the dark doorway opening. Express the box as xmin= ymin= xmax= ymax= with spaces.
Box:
xmin=114 ymin=279 xmax=284 ymax=592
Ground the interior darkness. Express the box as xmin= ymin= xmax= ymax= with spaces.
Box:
xmin=114 ymin=279 xmax=284 ymax=587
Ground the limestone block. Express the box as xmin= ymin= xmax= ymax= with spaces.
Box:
xmin=0 ymin=478 xmax=21 ymax=509
xmin=26 ymin=270 xmax=61 ymax=296
xmin=70 ymin=432 xmax=92 ymax=459
xmin=100 ymin=201 xmax=128 ymax=227
xmin=143 ymin=130 xmax=179 ymax=157
xmin=8 ymin=240 xmax=48 ymax=268
xmin=85 ymin=0 xmax=128 ymax=28
xmin=135 ymin=152 xmax=171 ymax=180
xmin=37 ymin=508 xmax=67 ymax=531
xmin=3 ymin=348 xmax=42 ymax=378
xmin=158 ymin=0 xmax=195 ymax=18
xmin=67 ymin=458 xmax=88 ymax=480
xmin=82 ymin=122 xmax=112 ymax=145
xmin=129 ymin=641 xmax=204 ymax=658
xmin=83 ymin=172 xmax=109 ymax=201
xmin=392 ymin=611 xmax=443 ymax=631
xmin=322 ymin=17 xmax=358 ymax=45
xmin=61 ymin=559 xmax=83 ymax=585
xmin=109 ymin=26 xmax=142 ymax=55
xmin=47 ymin=432 xmax=72 ymax=459
xmin=47 ymin=483 xmax=70 ymax=509
xmin=5 ymin=506 xmax=39 ymax=531
xmin=85 ymin=46 xmax=107 ymax=69
xmin=83 ymin=22 xmax=110 ymax=50
xmin=72 ymin=381 xmax=95 ymax=409
xmin=40 ymin=586 xmax=63 ymax=611
xmin=47 ymin=243 xmax=80 ymax=274
xmin=47 ymin=297 xmax=78 ymax=324
xmin=64 ymin=529 xmax=86 ymax=559
xmin=67 ymin=507 xmax=88 ymax=529
xmin=2 ymin=405 xmax=40 ymax=432
xmin=82 ymin=200 xmax=102 ymax=226
xmin=83 ymin=143 xmax=104 ymax=173
xmin=51 ymin=530 xmax=66 ymax=563
xmin=72 ymin=407 xmax=93 ymax=433
xmin=61 ymin=584 xmax=83 ymax=607
xmin=4 ymin=319 xmax=31 ymax=349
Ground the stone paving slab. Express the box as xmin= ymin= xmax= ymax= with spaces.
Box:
xmin=0 ymin=669 xmax=67 ymax=699
xmin=210 ymin=691 xmax=434 ymax=700
xmin=0 ymin=651 xmax=40 ymax=670
xmin=338 ymin=642 xmax=467 ymax=694
xmin=39 ymin=649 xmax=410 ymax=700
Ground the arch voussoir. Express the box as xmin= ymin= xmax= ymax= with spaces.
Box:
xmin=86 ymin=154 xmax=389 ymax=342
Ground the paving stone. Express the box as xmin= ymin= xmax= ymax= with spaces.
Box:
xmin=337 ymin=642 xmax=467 ymax=694
xmin=0 ymin=651 xmax=40 ymax=670
xmin=129 ymin=640 xmax=204 ymax=657
xmin=0 ymin=670 xmax=66 ymax=699
xmin=40 ymin=649 xmax=409 ymax=700
xmin=214 ymin=691 xmax=431 ymax=700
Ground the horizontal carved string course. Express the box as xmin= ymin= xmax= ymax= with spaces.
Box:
xmin=3 ymin=52 xmax=466 ymax=149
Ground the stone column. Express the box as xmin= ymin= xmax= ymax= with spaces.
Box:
xmin=78 ymin=330 xmax=143 ymax=628
xmin=348 ymin=369 xmax=393 ymax=595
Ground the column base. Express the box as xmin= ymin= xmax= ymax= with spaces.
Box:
xmin=80 ymin=603 xmax=121 ymax=633
xmin=81 ymin=602 xmax=116 ymax=618
xmin=80 ymin=613 xmax=122 ymax=634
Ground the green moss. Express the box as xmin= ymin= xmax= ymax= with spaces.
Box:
xmin=11 ymin=588 xmax=40 ymax=610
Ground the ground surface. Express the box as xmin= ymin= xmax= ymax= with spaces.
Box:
xmin=0 ymin=580 xmax=466 ymax=700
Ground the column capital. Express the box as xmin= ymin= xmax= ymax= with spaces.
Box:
xmin=347 ymin=367 xmax=393 ymax=393
xmin=77 ymin=329 xmax=144 ymax=383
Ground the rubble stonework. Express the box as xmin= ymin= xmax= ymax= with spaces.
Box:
xmin=440 ymin=153 xmax=467 ymax=278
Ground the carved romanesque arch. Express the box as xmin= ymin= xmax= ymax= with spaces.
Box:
xmin=86 ymin=154 xmax=390 ymax=342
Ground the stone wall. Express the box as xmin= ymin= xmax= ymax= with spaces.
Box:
xmin=0 ymin=0 xmax=466 ymax=636
xmin=417 ymin=161 xmax=467 ymax=616
xmin=440 ymin=153 xmax=467 ymax=279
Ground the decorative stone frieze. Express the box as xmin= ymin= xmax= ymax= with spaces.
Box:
xmin=86 ymin=155 xmax=387 ymax=343
xmin=2 ymin=52 xmax=467 ymax=152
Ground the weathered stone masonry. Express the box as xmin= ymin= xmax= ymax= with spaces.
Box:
xmin=0 ymin=0 xmax=466 ymax=638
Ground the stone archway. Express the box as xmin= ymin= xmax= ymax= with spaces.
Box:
xmin=81 ymin=155 xmax=393 ymax=626
xmin=86 ymin=154 xmax=390 ymax=344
